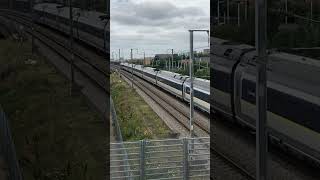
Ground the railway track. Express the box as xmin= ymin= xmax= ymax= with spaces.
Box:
xmin=119 ymin=67 xmax=209 ymax=136
xmin=0 ymin=10 xmax=108 ymax=92
xmin=112 ymin=66 xmax=258 ymax=179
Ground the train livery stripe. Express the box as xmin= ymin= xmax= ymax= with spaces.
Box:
xmin=184 ymin=93 xmax=210 ymax=113
xmin=185 ymin=87 xmax=210 ymax=103
xmin=242 ymin=79 xmax=320 ymax=133
xmin=241 ymin=100 xmax=320 ymax=157
xmin=157 ymin=76 xmax=182 ymax=91
xmin=157 ymin=81 xmax=182 ymax=97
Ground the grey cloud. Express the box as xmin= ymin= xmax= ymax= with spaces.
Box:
xmin=134 ymin=1 xmax=203 ymax=20
xmin=110 ymin=0 xmax=209 ymax=59
xmin=134 ymin=1 xmax=178 ymax=20
xmin=111 ymin=0 xmax=205 ymax=27
xmin=112 ymin=13 xmax=173 ymax=26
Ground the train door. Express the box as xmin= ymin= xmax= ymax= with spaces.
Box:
xmin=155 ymin=71 xmax=159 ymax=85
xmin=182 ymin=77 xmax=188 ymax=100
xmin=183 ymin=81 xmax=191 ymax=102
xmin=234 ymin=62 xmax=257 ymax=128
xmin=141 ymin=66 xmax=144 ymax=79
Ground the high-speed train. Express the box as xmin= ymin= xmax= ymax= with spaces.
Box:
xmin=120 ymin=63 xmax=210 ymax=113
xmin=211 ymin=37 xmax=320 ymax=163
xmin=32 ymin=3 xmax=109 ymax=52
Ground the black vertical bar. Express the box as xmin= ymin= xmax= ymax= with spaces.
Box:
xmin=255 ymin=0 xmax=268 ymax=180
xmin=69 ymin=0 xmax=74 ymax=94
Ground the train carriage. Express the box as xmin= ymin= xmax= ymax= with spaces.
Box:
xmin=211 ymin=37 xmax=320 ymax=163
xmin=156 ymin=71 xmax=186 ymax=98
xmin=211 ymin=38 xmax=255 ymax=118
xmin=120 ymin=62 xmax=210 ymax=113
xmin=142 ymin=67 xmax=158 ymax=84
xmin=33 ymin=3 xmax=108 ymax=52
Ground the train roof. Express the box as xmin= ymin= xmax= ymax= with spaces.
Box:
xmin=211 ymin=37 xmax=229 ymax=45
xmin=185 ymin=78 xmax=210 ymax=93
xmin=157 ymin=70 xmax=187 ymax=84
xmin=269 ymin=52 xmax=320 ymax=95
xmin=239 ymin=50 xmax=320 ymax=97
xmin=122 ymin=63 xmax=209 ymax=92
xmin=144 ymin=66 xmax=157 ymax=73
xmin=33 ymin=3 xmax=108 ymax=30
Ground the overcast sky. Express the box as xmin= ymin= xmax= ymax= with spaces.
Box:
xmin=110 ymin=0 xmax=210 ymax=59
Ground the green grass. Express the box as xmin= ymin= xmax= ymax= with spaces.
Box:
xmin=110 ymin=72 xmax=173 ymax=141
xmin=0 ymin=40 xmax=106 ymax=180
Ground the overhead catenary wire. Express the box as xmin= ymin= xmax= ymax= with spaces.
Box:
xmin=112 ymin=45 xmax=210 ymax=61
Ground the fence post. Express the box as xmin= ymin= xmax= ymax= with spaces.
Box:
xmin=140 ymin=139 xmax=145 ymax=180
xmin=183 ymin=138 xmax=189 ymax=180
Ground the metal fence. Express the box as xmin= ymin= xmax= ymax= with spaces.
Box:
xmin=0 ymin=105 xmax=23 ymax=180
xmin=110 ymin=137 xmax=210 ymax=180
xmin=111 ymin=97 xmax=124 ymax=142
xmin=110 ymin=98 xmax=132 ymax=179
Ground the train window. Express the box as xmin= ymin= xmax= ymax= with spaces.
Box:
xmin=224 ymin=49 xmax=233 ymax=57
xmin=241 ymin=79 xmax=256 ymax=104
xmin=158 ymin=76 xmax=182 ymax=90
xmin=212 ymin=69 xmax=231 ymax=93
xmin=195 ymin=90 xmax=210 ymax=102
xmin=241 ymin=78 xmax=320 ymax=133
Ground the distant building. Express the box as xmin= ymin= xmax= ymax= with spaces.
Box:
xmin=144 ymin=57 xmax=153 ymax=65
xmin=154 ymin=54 xmax=178 ymax=60
xmin=195 ymin=57 xmax=210 ymax=62
xmin=128 ymin=57 xmax=153 ymax=65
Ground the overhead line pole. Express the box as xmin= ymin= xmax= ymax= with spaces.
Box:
xmin=143 ymin=51 xmax=145 ymax=66
xmin=237 ymin=1 xmax=241 ymax=27
xmin=255 ymin=0 xmax=268 ymax=180
xmin=30 ymin=0 xmax=34 ymax=55
xmin=227 ymin=0 xmax=230 ymax=23
xmin=217 ymin=0 xmax=220 ymax=24
xmin=69 ymin=0 xmax=75 ymax=95
xmin=245 ymin=0 xmax=248 ymax=21
xmin=171 ymin=49 xmax=174 ymax=70
xmin=188 ymin=29 xmax=209 ymax=139
xmin=310 ymin=0 xmax=313 ymax=25
xmin=169 ymin=55 xmax=171 ymax=71
xmin=285 ymin=0 xmax=288 ymax=24
xmin=189 ymin=30 xmax=194 ymax=138
xmin=131 ymin=48 xmax=133 ymax=88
